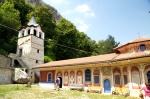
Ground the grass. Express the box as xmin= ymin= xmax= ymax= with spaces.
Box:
xmin=0 ymin=84 xmax=140 ymax=99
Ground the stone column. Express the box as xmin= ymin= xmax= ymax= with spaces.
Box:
xmin=62 ymin=70 xmax=64 ymax=87
xmin=139 ymin=64 xmax=145 ymax=84
xmin=111 ymin=67 xmax=114 ymax=87
xmin=82 ymin=69 xmax=85 ymax=85
xmin=91 ymin=68 xmax=93 ymax=86
xmin=75 ymin=70 xmax=76 ymax=84
xmin=120 ymin=67 xmax=123 ymax=87
xmin=18 ymin=31 xmax=22 ymax=38
xmin=24 ymin=29 xmax=28 ymax=36
xmin=68 ymin=70 xmax=70 ymax=85
xmin=127 ymin=66 xmax=132 ymax=90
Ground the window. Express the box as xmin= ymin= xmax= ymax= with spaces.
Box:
xmin=131 ymin=67 xmax=140 ymax=85
xmin=123 ymin=75 xmax=128 ymax=85
xmin=85 ymin=69 xmax=91 ymax=81
xmin=147 ymin=71 xmax=150 ymax=84
xmin=37 ymin=49 xmax=39 ymax=53
xmin=34 ymin=29 xmax=36 ymax=36
xmin=47 ymin=73 xmax=52 ymax=82
xmin=28 ymin=29 xmax=30 ymax=35
xmin=140 ymin=44 xmax=146 ymax=51
xmin=115 ymin=75 xmax=120 ymax=85
xmin=36 ymin=60 xmax=38 ymax=63
xmin=94 ymin=75 xmax=99 ymax=83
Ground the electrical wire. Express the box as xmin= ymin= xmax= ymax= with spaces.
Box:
xmin=0 ymin=23 xmax=94 ymax=54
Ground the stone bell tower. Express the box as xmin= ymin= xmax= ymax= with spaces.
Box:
xmin=17 ymin=16 xmax=44 ymax=83
xmin=17 ymin=16 xmax=44 ymax=68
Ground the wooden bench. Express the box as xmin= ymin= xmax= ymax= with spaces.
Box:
xmin=87 ymin=85 xmax=101 ymax=93
xmin=112 ymin=87 xmax=129 ymax=96
xmin=69 ymin=84 xmax=84 ymax=91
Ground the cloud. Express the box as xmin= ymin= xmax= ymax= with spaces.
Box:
xmin=75 ymin=4 xmax=95 ymax=17
xmin=85 ymin=12 xmax=95 ymax=17
xmin=75 ymin=19 xmax=89 ymax=32
xmin=75 ymin=4 xmax=91 ymax=13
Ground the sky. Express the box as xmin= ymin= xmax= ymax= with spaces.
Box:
xmin=43 ymin=0 xmax=150 ymax=45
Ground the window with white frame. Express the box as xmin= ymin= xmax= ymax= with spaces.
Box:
xmin=94 ymin=75 xmax=99 ymax=84
xmin=85 ymin=69 xmax=91 ymax=81
xmin=132 ymin=71 xmax=140 ymax=85
xmin=123 ymin=75 xmax=128 ymax=85
xmin=47 ymin=73 xmax=52 ymax=82
xmin=114 ymin=74 xmax=120 ymax=85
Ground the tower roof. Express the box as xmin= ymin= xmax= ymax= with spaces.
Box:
xmin=27 ymin=16 xmax=38 ymax=26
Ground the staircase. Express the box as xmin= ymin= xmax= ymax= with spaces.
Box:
xmin=8 ymin=53 xmax=28 ymax=68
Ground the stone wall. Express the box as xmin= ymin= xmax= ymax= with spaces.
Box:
xmin=0 ymin=55 xmax=12 ymax=84
xmin=0 ymin=68 xmax=13 ymax=84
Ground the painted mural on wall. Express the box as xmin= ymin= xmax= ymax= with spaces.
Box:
xmin=70 ymin=71 xmax=75 ymax=84
xmin=64 ymin=71 xmax=68 ymax=86
xmin=102 ymin=67 xmax=111 ymax=75
xmin=77 ymin=71 xmax=82 ymax=84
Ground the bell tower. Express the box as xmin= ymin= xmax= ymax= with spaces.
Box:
xmin=17 ymin=16 xmax=44 ymax=69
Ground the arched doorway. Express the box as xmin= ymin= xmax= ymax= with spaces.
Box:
xmin=147 ymin=71 xmax=150 ymax=84
xmin=59 ymin=77 xmax=62 ymax=88
xmin=104 ymin=79 xmax=111 ymax=93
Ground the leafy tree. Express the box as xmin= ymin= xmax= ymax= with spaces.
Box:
xmin=77 ymin=32 xmax=97 ymax=57
xmin=54 ymin=18 xmax=79 ymax=60
xmin=11 ymin=0 xmax=33 ymax=25
xmin=104 ymin=35 xmax=120 ymax=53
xmin=0 ymin=1 xmax=21 ymax=55
xmin=96 ymin=35 xmax=120 ymax=54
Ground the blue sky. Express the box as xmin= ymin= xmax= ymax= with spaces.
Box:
xmin=43 ymin=0 xmax=150 ymax=45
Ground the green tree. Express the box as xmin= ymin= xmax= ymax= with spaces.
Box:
xmin=0 ymin=1 xmax=21 ymax=55
xmin=96 ymin=35 xmax=120 ymax=54
xmin=104 ymin=35 xmax=120 ymax=54
xmin=11 ymin=0 xmax=33 ymax=25
xmin=54 ymin=18 xmax=79 ymax=60
xmin=77 ymin=32 xmax=97 ymax=57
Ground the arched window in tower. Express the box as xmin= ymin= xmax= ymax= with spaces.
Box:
xmin=22 ymin=31 xmax=24 ymax=37
xmin=39 ymin=32 xmax=42 ymax=38
xmin=28 ymin=29 xmax=30 ymax=35
xmin=85 ymin=69 xmax=91 ymax=82
xmin=140 ymin=44 xmax=146 ymax=51
xmin=34 ymin=29 xmax=37 ymax=36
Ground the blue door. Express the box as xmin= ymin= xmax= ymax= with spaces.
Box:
xmin=104 ymin=79 xmax=111 ymax=93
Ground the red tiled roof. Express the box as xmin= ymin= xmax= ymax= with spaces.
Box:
xmin=130 ymin=37 xmax=150 ymax=43
xmin=34 ymin=50 xmax=150 ymax=69
xmin=34 ymin=53 xmax=118 ymax=68
xmin=114 ymin=37 xmax=150 ymax=51
xmin=114 ymin=51 xmax=150 ymax=60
